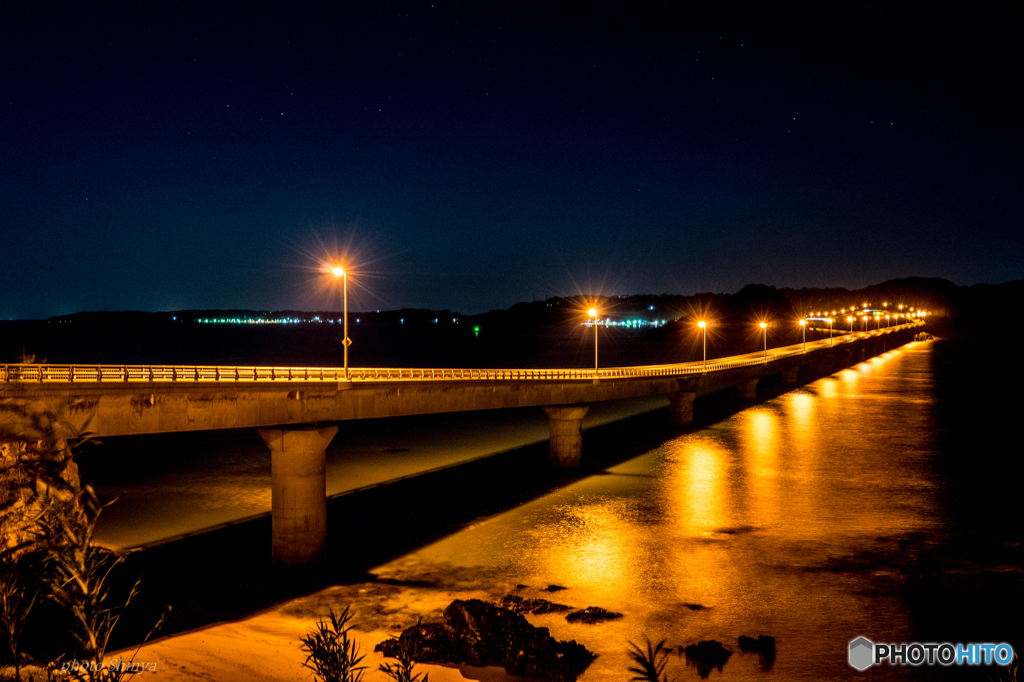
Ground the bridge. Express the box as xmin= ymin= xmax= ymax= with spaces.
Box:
xmin=1 ymin=321 xmax=923 ymax=567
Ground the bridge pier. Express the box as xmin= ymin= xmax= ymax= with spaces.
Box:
xmin=258 ymin=425 xmax=338 ymax=567
xmin=738 ymin=378 xmax=759 ymax=401
xmin=668 ymin=391 xmax=697 ymax=425
xmin=543 ymin=405 xmax=589 ymax=467
xmin=782 ymin=367 xmax=800 ymax=386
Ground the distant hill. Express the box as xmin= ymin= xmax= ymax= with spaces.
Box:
xmin=780 ymin=278 xmax=1023 ymax=319
xmin=5 ymin=277 xmax=1018 ymax=367
xmin=40 ymin=277 xmax=1022 ymax=329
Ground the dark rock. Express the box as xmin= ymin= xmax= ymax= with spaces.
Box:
xmin=375 ymin=599 xmax=595 ymax=682
xmin=684 ymin=640 xmax=732 ymax=679
xmin=738 ymin=635 xmax=775 ymax=656
xmin=682 ymin=603 xmax=706 ymax=611
xmin=565 ymin=607 xmax=623 ymax=624
xmin=501 ymin=594 xmax=572 ymax=615
xmin=738 ymin=635 xmax=776 ymax=671
xmin=543 ymin=584 xmax=567 ymax=592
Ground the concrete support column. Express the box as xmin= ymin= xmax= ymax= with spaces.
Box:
xmin=542 ymin=405 xmax=589 ymax=468
xmin=668 ymin=391 xmax=697 ymax=425
xmin=738 ymin=378 xmax=759 ymax=401
xmin=782 ymin=368 xmax=800 ymax=386
xmin=259 ymin=425 xmax=338 ymax=567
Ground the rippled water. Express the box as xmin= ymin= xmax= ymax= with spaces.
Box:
xmin=368 ymin=344 xmax=947 ymax=680
xmin=86 ymin=335 xmax=1018 ymax=680
xmin=87 ymin=396 xmax=667 ymax=548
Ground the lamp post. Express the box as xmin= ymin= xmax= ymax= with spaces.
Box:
xmin=332 ymin=266 xmax=349 ymax=379
xmin=588 ymin=308 xmax=599 ymax=374
xmin=698 ymin=320 xmax=707 ymax=370
xmin=800 ymin=319 xmax=806 ymax=352
xmin=862 ymin=316 xmax=868 ymax=332
xmin=847 ymin=316 xmax=854 ymax=333
xmin=760 ymin=321 xmax=768 ymax=363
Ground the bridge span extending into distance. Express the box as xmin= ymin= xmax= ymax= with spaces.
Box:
xmin=1 ymin=321 xmax=924 ymax=567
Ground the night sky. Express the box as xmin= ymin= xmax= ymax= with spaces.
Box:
xmin=3 ymin=2 xmax=1021 ymax=319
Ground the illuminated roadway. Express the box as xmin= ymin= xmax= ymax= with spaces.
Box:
xmin=1 ymin=321 xmax=919 ymax=386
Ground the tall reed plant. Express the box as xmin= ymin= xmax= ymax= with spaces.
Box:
xmin=301 ymin=606 xmax=367 ymax=682
xmin=627 ymin=638 xmax=671 ymax=682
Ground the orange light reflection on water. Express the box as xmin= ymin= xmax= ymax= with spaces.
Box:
xmin=541 ymin=499 xmax=634 ymax=589
xmin=375 ymin=343 xmax=941 ymax=681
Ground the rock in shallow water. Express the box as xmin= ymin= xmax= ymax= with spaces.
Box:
xmin=738 ymin=634 xmax=775 ymax=658
xmin=684 ymin=640 xmax=732 ymax=678
xmin=564 ymin=606 xmax=623 ymax=624
xmin=500 ymin=594 xmax=573 ymax=615
xmin=375 ymin=599 xmax=595 ymax=682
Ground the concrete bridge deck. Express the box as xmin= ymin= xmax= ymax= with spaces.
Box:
xmin=0 ymin=322 xmax=921 ymax=435
xmin=1 ymin=321 xmax=923 ymax=566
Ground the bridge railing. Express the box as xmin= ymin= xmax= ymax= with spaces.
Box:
xmin=0 ymin=321 xmax=922 ymax=384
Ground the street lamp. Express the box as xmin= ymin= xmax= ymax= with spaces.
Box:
xmin=800 ymin=319 xmax=807 ymax=352
xmin=332 ymin=266 xmax=350 ymax=379
xmin=588 ymin=308 xmax=599 ymax=374
xmin=698 ymin=320 xmax=707 ymax=370
xmin=886 ymin=314 xmax=891 ymax=328
xmin=862 ymin=316 xmax=868 ymax=332
xmin=760 ymin=321 xmax=768 ymax=363
xmin=847 ymin=316 xmax=854 ymax=333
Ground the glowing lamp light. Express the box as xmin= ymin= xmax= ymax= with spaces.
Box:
xmin=698 ymin=320 xmax=707 ymax=369
xmin=330 ymin=264 xmax=350 ymax=378
xmin=588 ymin=308 xmax=600 ymax=374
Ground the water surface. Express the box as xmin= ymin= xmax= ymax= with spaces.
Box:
xmin=86 ymin=334 xmax=1020 ymax=680
xmin=367 ymin=344 xmax=945 ymax=680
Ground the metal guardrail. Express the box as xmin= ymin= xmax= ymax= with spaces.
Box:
xmin=0 ymin=322 xmax=920 ymax=385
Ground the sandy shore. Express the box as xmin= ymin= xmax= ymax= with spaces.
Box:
xmin=108 ymin=576 xmax=536 ymax=682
